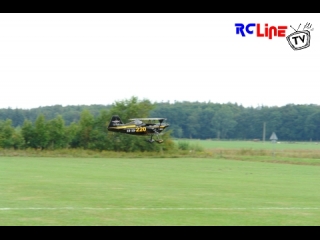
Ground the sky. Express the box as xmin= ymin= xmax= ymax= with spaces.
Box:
xmin=0 ymin=13 xmax=319 ymax=109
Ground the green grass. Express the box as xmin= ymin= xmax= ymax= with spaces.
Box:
xmin=174 ymin=139 xmax=320 ymax=150
xmin=170 ymin=139 xmax=320 ymax=165
xmin=1 ymin=157 xmax=320 ymax=225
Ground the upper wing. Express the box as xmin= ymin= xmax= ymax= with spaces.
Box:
xmin=129 ymin=118 xmax=166 ymax=121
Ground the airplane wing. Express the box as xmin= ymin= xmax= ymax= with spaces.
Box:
xmin=129 ymin=118 xmax=166 ymax=121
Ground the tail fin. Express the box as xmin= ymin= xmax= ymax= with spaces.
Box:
xmin=108 ymin=115 xmax=124 ymax=128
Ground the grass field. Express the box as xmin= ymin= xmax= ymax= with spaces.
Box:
xmin=172 ymin=139 xmax=320 ymax=166
xmin=1 ymin=156 xmax=320 ymax=226
xmin=174 ymin=139 xmax=320 ymax=150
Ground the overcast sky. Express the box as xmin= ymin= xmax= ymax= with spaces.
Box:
xmin=0 ymin=13 xmax=319 ymax=109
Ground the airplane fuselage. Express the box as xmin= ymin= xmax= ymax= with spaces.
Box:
xmin=107 ymin=115 xmax=169 ymax=143
xmin=108 ymin=123 xmax=168 ymax=136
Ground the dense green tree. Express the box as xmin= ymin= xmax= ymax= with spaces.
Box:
xmin=65 ymin=122 xmax=80 ymax=148
xmin=108 ymin=96 xmax=154 ymax=123
xmin=0 ymin=119 xmax=15 ymax=148
xmin=211 ymin=105 xmax=237 ymax=139
xmin=21 ymin=119 xmax=35 ymax=148
xmin=11 ymin=127 xmax=25 ymax=149
xmin=34 ymin=114 xmax=49 ymax=149
xmin=233 ymin=108 xmax=253 ymax=139
xmin=170 ymin=124 xmax=183 ymax=138
xmin=78 ymin=109 xmax=95 ymax=149
xmin=88 ymin=110 xmax=109 ymax=150
xmin=201 ymin=108 xmax=216 ymax=139
xmin=47 ymin=115 xmax=67 ymax=149
xmin=278 ymin=104 xmax=299 ymax=140
xmin=186 ymin=111 xmax=201 ymax=139
xmin=292 ymin=105 xmax=316 ymax=141
xmin=305 ymin=111 xmax=320 ymax=141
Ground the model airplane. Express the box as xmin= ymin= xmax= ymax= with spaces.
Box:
xmin=107 ymin=115 xmax=169 ymax=143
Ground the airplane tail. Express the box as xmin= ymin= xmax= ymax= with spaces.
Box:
xmin=108 ymin=115 xmax=124 ymax=128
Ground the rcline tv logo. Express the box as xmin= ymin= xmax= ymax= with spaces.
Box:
xmin=235 ymin=22 xmax=314 ymax=50
xmin=235 ymin=23 xmax=287 ymax=39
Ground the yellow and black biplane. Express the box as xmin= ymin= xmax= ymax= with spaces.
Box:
xmin=107 ymin=115 xmax=169 ymax=143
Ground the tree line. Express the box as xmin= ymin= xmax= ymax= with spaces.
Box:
xmin=0 ymin=97 xmax=174 ymax=151
xmin=0 ymin=104 xmax=112 ymax=127
xmin=1 ymin=98 xmax=320 ymax=149
xmin=149 ymin=102 xmax=320 ymax=141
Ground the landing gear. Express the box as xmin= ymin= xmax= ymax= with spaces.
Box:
xmin=146 ymin=134 xmax=164 ymax=143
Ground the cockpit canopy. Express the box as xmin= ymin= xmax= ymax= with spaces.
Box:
xmin=130 ymin=119 xmax=143 ymax=125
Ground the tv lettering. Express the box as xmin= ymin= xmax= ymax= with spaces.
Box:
xmin=235 ymin=23 xmax=288 ymax=39
xmin=286 ymin=23 xmax=313 ymax=51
